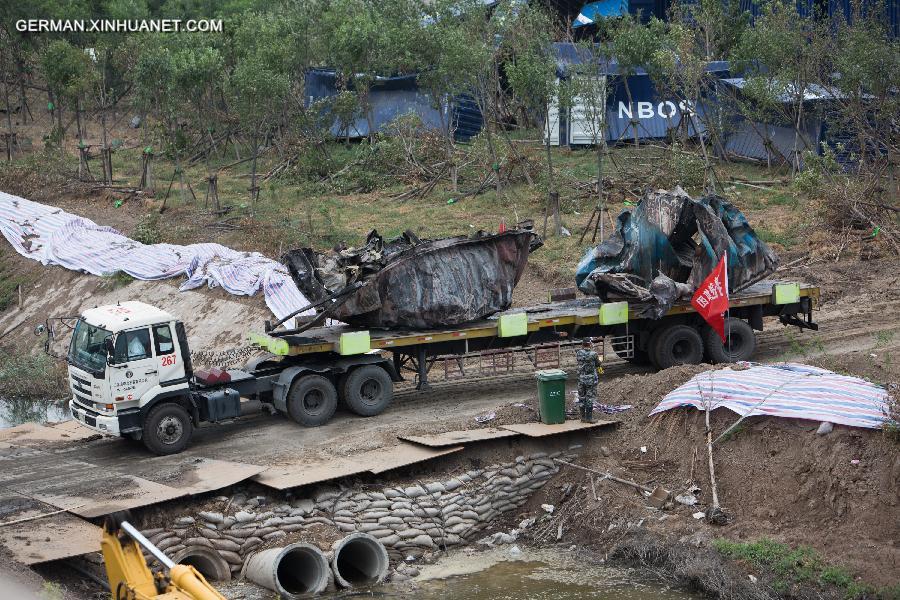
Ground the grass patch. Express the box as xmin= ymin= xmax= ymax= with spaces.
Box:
xmin=713 ymin=538 xmax=873 ymax=599
xmin=756 ymin=226 xmax=800 ymax=249
xmin=0 ymin=352 xmax=68 ymax=401
xmin=100 ymin=271 xmax=134 ymax=291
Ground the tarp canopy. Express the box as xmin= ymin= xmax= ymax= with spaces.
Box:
xmin=573 ymin=0 xmax=629 ymax=27
xmin=650 ymin=363 xmax=892 ymax=430
xmin=0 ymin=192 xmax=309 ymax=323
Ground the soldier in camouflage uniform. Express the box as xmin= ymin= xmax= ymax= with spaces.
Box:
xmin=576 ymin=338 xmax=600 ymax=422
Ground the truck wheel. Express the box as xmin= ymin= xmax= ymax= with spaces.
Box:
xmin=287 ymin=375 xmax=337 ymax=426
xmin=703 ymin=318 xmax=756 ymax=363
xmin=341 ymin=365 xmax=393 ymax=417
xmin=651 ymin=324 xmax=704 ymax=369
xmin=143 ymin=403 xmax=192 ymax=455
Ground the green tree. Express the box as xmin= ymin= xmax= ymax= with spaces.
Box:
xmin=320 ymin=0 xmax=420 ymax=143
xmin=569 ymin=40 xmax=611 ymax=242
xmin=731 ymin=0 xmax=830 ymax=173
xmin=504 ymin=4 xmax=563 ymax=235
xmin=419 ymin=0 xmax=491 ymax=191
xmin=610 ymin=15 xmax=666 ymax=147
xmin=229 ymin=55 xmax=290 ymax=203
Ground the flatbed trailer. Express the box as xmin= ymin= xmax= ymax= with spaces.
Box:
xmin=253 ymin=279 xmax=819 ymax=388
xmin=67 ymin=281 xmax=818 ymax=454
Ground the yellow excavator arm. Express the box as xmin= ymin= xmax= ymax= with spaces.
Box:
xmin=101 ymin=514 xmax=226 ymax=600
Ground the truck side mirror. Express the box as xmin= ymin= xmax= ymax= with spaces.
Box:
xmin=104 ymin=336 xmax=116 ymax=364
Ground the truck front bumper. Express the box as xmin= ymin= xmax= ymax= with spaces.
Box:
xmin=70 ymin=398 xmax=121 ymax=436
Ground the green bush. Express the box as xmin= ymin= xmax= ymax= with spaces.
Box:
xmin=0 ymin=352 xmax=68 ymax=402
xmin=133 ymin=213 xmax=162 ymax=245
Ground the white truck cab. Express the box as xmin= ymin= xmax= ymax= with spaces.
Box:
xmin=68 ymin=301 xmax=194 ymax=452
xmin=66 ymin=300 xmax=398 ymax=455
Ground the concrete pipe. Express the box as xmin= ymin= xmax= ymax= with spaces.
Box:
xmin=171 ymin=546 xmax=231 ymax=582
xmin=245 ymin=543 xmax=331 ymax=597
xmin=331 ymin=533 xmax=390 ymax=588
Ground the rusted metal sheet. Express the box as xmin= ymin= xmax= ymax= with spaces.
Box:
xmin=254 ymin=443 xmax=463 ymax=489
xmin=0 ymin=490 xmax=101 ymax=565
xmin=283 ymin=227 xmax=541 ymax=329
xmin=398 ymin=428 xmax=519 ymax=447
xmin=500 ymin=420 xmax=617 ymax=437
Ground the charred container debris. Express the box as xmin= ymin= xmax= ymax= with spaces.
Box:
xmin=281 ymin=225 xmax=542 ymax=330
xmin=576 ymin=188 xmax=779 ymax=319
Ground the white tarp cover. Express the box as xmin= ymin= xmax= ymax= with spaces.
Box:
xmin=0 ymin=191 xmax=310 ymax=322
xmin=650 ymin=363 xmax=891 ymax=429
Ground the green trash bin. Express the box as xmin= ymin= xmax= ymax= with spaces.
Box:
xmin=534 ymin=369 xmax=568 ymax=424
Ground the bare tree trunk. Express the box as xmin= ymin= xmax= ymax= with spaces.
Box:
xmin=438 ymin=101 xmax=457 ymax=192
xmin=792 ymin=92 xmax=804 ymax=175
xmin=3 ymin=69 xmax=14 ymax=161
xmin=250 ymin=125 xmax=260 ymax=203
xmin=543 ymin=106 xmax=560 ymax=237
xmin=622 ymin=76 xmax=640 ymax=148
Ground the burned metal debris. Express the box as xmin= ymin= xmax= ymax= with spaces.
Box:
xmin=575 ymin=188 xmax=778 ymax=318
xmin=282 ymin=225 xmax=542 ymax=329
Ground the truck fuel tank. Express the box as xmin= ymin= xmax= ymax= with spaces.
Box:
xmin=197 ymin=389 xmax=241 ymax=422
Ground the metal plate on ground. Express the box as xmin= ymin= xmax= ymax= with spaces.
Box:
xmin=255 ymin=443 xmax=463 ymax=489
xmin=0 ymin=445 xmax=265 ymax=519
xmin=0 ymin=490 xmax=101 ymax=565
xmin=500 ymin=420 xmax=617 ymax=437
xmin=398 ymin=428 xmax=519 ymax=448
xmin=0 ymin=421 xmax=98 ymax=446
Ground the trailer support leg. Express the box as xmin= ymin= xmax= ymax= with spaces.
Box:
xmin=416 ymin=347 xmax=431 ymax=391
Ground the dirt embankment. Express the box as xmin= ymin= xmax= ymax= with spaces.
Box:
xmin=533 ymin=367 xmax=898 ymax=583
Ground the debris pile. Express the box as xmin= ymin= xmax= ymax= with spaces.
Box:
xmin=282 ymin=225 xmax=542 ymax=329
xmin=575 ymin=187 xmax=778 ymax=318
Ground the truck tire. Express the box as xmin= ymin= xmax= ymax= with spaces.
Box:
xmin=651 ymin=324 xmax=705 ymax=369
xmin=341 ymin=365 xmax=393 ymax=417
xmin=287 ymin=375 xmax=337 ymax=427
xmin=703 ymin=318 xmax=756 ymax=363
xmin=142 ymin=402 xmax=193 ymax=455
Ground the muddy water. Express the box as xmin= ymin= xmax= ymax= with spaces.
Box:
xmin=0 ymin=397 xmax=70 ymax=428
xmin=390 ymin=547 xmax=699 ymax=600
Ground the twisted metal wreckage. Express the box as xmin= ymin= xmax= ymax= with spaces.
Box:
xmin=576 ymin=187 xmax=779 ymax=318
xmin=279 ymin=224 xmax=542 ymax=330
xmin=273 ymin=188 xmax=776 ymax=331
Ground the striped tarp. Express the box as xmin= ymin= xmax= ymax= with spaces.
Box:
xmin=649 ymin=363 xmax=890 ymax=429
xmin=0 ymin=191 xmax=311 ymax=324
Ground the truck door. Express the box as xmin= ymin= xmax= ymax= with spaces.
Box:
xmin=109 ymin=328 xmax=158 ymax=403
xmin=153 ymin=322 xmax=186 ymax=385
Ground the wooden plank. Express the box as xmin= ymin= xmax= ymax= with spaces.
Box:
xmin=500 ymin=419 xmax=617 ymax=437
xmin=398 ymin=428 xmax=519 ymax=448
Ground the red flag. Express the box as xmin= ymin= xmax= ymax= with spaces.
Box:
xmin=498 ymin=219 xmax=507 ymax=233
xmin=691 ymin=253 xmax=729 ymax=342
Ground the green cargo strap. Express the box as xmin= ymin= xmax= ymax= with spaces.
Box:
xmin=598 ymin=301 xmax=628 ymax=325
xmin=339 ymin=330 xmax=371 ymax=355
xmin=772 ymin=282 xmax=800 ymax=305
xmin=249 ymin=332 xmax=289 ymax=356
xmin=498 ymin=312 xmax=528 ymax=337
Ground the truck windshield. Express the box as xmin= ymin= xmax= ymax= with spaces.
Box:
xmin=68 ymin=319 xmax=111 ymax=374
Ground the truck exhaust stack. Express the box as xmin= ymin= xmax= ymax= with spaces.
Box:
xmin=244 ymin=543 xmax=331 ymax=597
xmin=330 ymin=533 xmax=390 ymax=588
